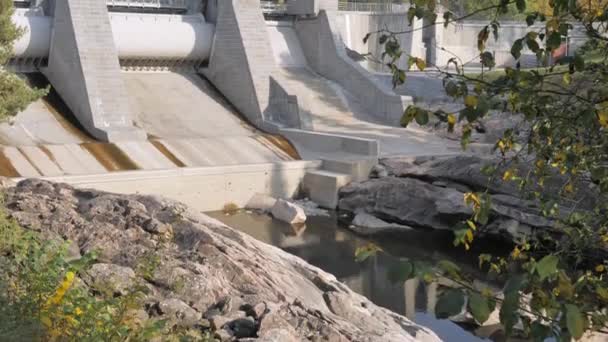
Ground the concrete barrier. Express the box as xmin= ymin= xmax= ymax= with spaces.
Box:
xmin=295 ymin=10 xmax=409 ymax=124
xmin=32 ymin=161 xmax=322 ymax=212
xmin=280 ymin=128 xmax=379 ymax=159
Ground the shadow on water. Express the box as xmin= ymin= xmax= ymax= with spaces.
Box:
xmin=207 ymin=210 xmax=513 ymax=342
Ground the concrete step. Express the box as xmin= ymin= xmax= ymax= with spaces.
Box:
xmin=303 ymin=169 xmax=352 ymax=209
xmin=321 ymin=158 xmax=377 ymax=182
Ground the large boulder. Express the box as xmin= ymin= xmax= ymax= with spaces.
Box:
xmin=5 ymin=179 xmax=439 ymax=342
xmin=382 ymin=155 xmax=600 ymax=211
xmin=338 ymin=169 xmax=564 ymax=240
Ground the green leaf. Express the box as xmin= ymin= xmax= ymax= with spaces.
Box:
xmin=468 ymin=292 xmax=495 ymax=324
xmin=387 ymin=261 xmax=414 ymax=283
xmin=511 ymin=39 xmax=524 ymax=60
xmin=415 ymin=109 xmax=429 ymax=125
xmin=500 ymin=290 xmax=520 ymax=337
xmin=480 ymin=52 xmax=496 ymax=69
xmin=574 ymin=54 xmax=585 ymax=71
xmin=516 ymin=0 xmax=526 ymax=12
xmin=526 ymin=13 xmax=538 ymax=26
xmin=354 ymin=244 xmax=381 ymax=262
xmin=438 ymin=260 xmax=462 ymax=279
xmin=443 ymin=11 xmax=453 ymax=28
xmin=363 ymin=33 xmax=371 ymax=44
xmin=535 ymin=255 xmax=559 ymax=281
xmin=547 ymin=32 xmax=563 ymax=51
xmin=401 ymin=106 xmax=418 ymax=127
xmin=477 ymin=26 xmax=490 ymax=52
xmin=435 ymin=289 xmax=465 ymax=319
xmin=566 ymin=304 xmax=585 ymax=340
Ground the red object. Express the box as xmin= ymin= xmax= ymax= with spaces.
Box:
xmin=552 ymin=43 xmax=568 ymax=61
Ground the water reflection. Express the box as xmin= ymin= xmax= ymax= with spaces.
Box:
xmin=206 ymin=211 xmax=507 ymax=341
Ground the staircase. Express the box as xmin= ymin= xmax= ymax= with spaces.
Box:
xmin=303 ymin=158 xmax=376 ymax=208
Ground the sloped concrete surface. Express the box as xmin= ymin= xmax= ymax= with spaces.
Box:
xmin=273 ymin=67 xmax=460 ymax=157
xmin=0 ymin=72 xmax=294 ymax=178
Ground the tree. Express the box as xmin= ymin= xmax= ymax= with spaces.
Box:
xmin=364 ymin=0 xmax=608 ymax=340
xmin=0 ymin=0 xmax=45 ymax=120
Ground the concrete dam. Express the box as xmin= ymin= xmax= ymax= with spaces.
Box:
xmin=5 ymin=0 xmax=457 ymax=210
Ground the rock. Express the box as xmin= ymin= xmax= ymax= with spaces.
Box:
xmin=351 ymin=212 xmax=413 ymax=235
xmin=370 ymin=164 xmax=389 ymax=178
xmin=340 ymin=177 xmax=472 ymax=231
xmin=209 ymin=311 xmax=246 ymax=330
xmin=227 ymin=317 xmax=256 ymax=338
xmin=382 ymin=155 xmax=600 ymax=210
xmin=158 ymin=298 xmax=201 ymax=327
xmin=292 ymin=198 xmax=330 ymax=217
xmin=245 ymin=193 xmax=277 ymax=212
xmin=5 ymin=179 xmax=439 ymax=342
xmin=271 ymin=199 xmax=307 ymax=225
xmin=339 ymin=175 xmax=562 ymax=240
xmin=84 ymin=263 xmax=136 ymax=296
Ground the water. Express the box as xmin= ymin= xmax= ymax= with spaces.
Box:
xmin=207 ymin=210 xmax=511 ymax=342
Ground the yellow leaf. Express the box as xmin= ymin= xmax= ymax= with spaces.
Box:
xmin=563 ymin=73 xmax=572 ymax=85
xmin=598 ymin=110 xmax=608 ymax=128
xmin=447 ymin=114 xmax=456 ymax=125
xmin=415 ymin=58 xmax=427 ymax=71
xmin=466 ymin=229 xmax=474 ymax=243
xmin=511 ymin=246 xmax=521 ymax=259
xmin=466 ymin=220 xmax=477 ymax=231
xmin=564 ymin=182 xmax=574 ymax=193
xmin=596 ymin=264 xmax=605 ymax=273
xmin=503 ymin=169 xmax=514 ymax=181
xmin=464 ymin=95 xmax=478 ymax=108
xmin=464 ymin=192 xmax=481 ymax=208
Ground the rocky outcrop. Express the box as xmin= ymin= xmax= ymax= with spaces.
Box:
xmin=4 ymin=179 xmax=440 ymax=342
xmin=351 ymin=212 xmax=413 ymax=235
xmin=339 ymin=155 xmax=601 ymax=240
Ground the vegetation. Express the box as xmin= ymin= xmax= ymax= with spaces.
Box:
xmin=0 ymin=206 xmax=217 ymax=341
xmin=359 ymin=0 xmax=608 ymax=340
xmin=0 ymin=0 xmax=45 ymax=120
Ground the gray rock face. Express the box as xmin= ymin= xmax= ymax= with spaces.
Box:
xmin=338 ymin=155 xmax=598 ymax=240
xmin=382 ymin=155 xmax=599 ymax=210
xmin=351 ymin=212 xmax=413 ymax=235
xmin=5 ymin=179 xmax=440 ymax=342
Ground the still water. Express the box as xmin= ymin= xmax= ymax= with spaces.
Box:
xmin=207 ymin=211 xmax=511 ymax=342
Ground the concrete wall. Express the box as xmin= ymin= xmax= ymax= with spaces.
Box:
xmin=37 ymin=161 xmax=322 ymax=212
xmin=203 ymin=0 xmax=276 ymax=129
xmin=339 ymin=13 xmax=589 ymax=70
xmin=43 ymin=0 xmax=145 ymax=142
xmin=280 ymin=128 xmax=379 ymax=160
xmin=338 ymin=12 xmax=425 ymax=72
xmin=295 ymin=10 xmax=408 ymax=124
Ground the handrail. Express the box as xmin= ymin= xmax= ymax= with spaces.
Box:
xmin=338 ymin=1 xmax=409 ymax=13
xmin=106 ymin=0 xmax=189 ymax=10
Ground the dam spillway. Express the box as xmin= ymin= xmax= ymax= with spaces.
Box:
xmin=3 ymin=0 xmax=460 ymax=211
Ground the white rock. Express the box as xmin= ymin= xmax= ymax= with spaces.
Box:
xmin=271 ymin=199 xmax=307 ymax=225
xmin=245 ymin=193 xmax=277 ymax=212
xmin=351 ymin=212 xmax=412 ymax=235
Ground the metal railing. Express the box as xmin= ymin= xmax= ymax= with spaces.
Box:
xmin=260 ymin=1 xmax=287 ymax=15
xmin=338 ymin=1 xmax=409 ymax=13
xmin=106 ymin=0 xmax=189 ymax=10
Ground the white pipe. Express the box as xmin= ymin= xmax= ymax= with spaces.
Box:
xmin=11 ymin=10 xmax=52 ymax=58
xmin=110 ymin=13 xmax=214 ymax=61
xmin=11 ymin=11 xmax=215 ymax=61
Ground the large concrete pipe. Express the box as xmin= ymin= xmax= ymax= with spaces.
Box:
xmin=11 ymin=9 xmax=52 ymax=58
xmin=109 ymin=13 xmax=214 ymax=61
xmin=11 ymin=10 xmax=214 ymax=62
